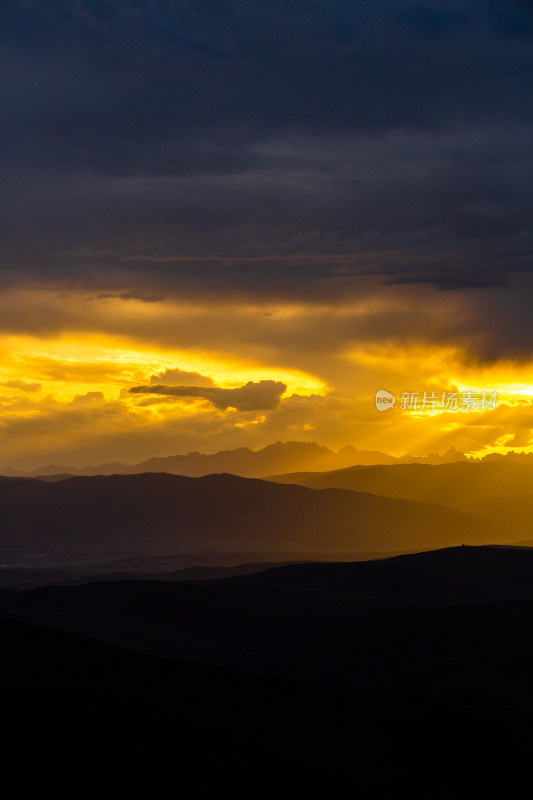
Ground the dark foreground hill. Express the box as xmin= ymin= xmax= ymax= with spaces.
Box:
xmin=0 ymin=472 xmax=504 ymax=565
xmin=0 ymin=558 xmax=321 ymax=589
xmin=3 ymin=545 xmax=533 ymax=715
xmin=2 ymin=618 xmax=529 ymax=796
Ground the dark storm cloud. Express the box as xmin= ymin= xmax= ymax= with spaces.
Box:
xmin=130 ymin=379 xmax=287 ymax=411
xmin=0 ymin=380 xmax=41 ymax=393
xmin=1 ymin=0 xmax=533 ymax=293
xmin=149 ymin=367 xmax=214 ymax=386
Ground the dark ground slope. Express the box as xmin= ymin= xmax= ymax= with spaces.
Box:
xmin=0 ymin=473 xmax=505 ymax=564
xmin=2 ymin=617 xmax=530 ymax=797
xmin=2 ymin=545 xmax=533 ymax=712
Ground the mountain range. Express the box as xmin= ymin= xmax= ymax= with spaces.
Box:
xmin=0 ymin=471 xmax=506 ymax=566
xmin=0 ymin=440 xmax=469 ymax=478
xmin=5 ymin=440 xmax=533 ymax=480
xmin=266 ymin=459 xmax=533 ymax=539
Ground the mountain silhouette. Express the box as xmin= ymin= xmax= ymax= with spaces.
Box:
xmin=2 ymin=545 xmax=533 ymax=714
xmin=0 ymin=440 xmax=469 ymax=479
xmin=267 ymin=459 xmax=533 ymax=535
xmin=0 ymin=472 xmax=505 ymax=565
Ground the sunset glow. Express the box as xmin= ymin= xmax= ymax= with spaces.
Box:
xmin=0 ymin=286 xmax=531 ymax=470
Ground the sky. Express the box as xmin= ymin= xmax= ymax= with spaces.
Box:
xmin=1 ymin=0 xmax=533 ymax=469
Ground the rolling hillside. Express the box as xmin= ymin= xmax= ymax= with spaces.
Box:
xmin=266 ymin=460 xmax=533 ymax=536
xmin=3 ymin=545 xmax=533 ymax=712
xmin=0 ymin=472 xmax=505 ymax=565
